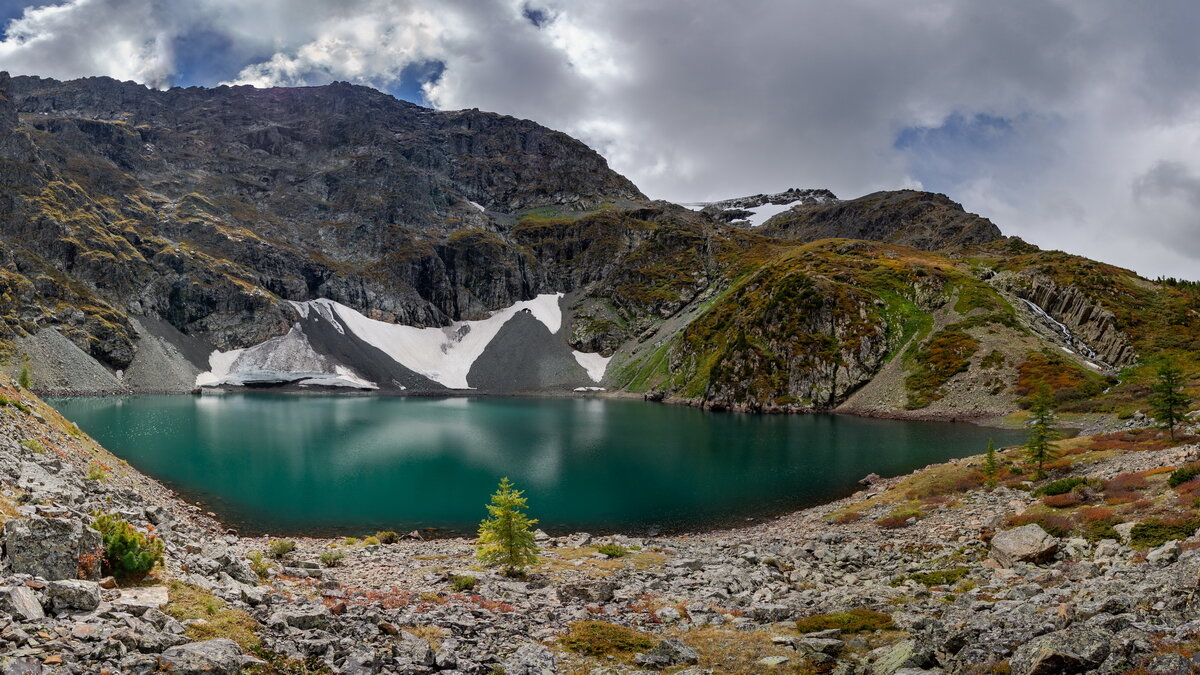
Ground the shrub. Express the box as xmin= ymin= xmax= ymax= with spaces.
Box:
xmin=17 ymin=363 xmax=31 ymax=389
xmin=596 ymin=543 xmax=628 ymax=558
xmin=450 ymin=575 xmax=477 ymax=592
xmin=319 ymin=551 xmax=345 ymax=567
xmin=1103 ymin=473 xmax=1147 ymax=504
xmin=246 ymin=551 xmax=270 ymax=581
xmin=268 ymin=539 xmax=296 ymax=559
xmin=91 ymin=513 xmax=164 ymax=581
xmin=1078 ymin=506 xmax=1115 ymax=523
xmin=376 ymin=530 xmax=400 ymax=544
xmin=831 ymin=511 xmax=863 ymax=524
xmin=85 ymin=462 xmax=107 ymax=481
xmin=362 ymin=536 xmax=380 ymax=546
xmin=343 ymin=537 xmax=359 ymax=546
xmin=560 ymin=621 xmax=655 ymax=656
xmin=876 ymin=507 xmax=922 ymax=529
xmin=1042 ymin=493 xmax=1084 ymax=508
xmin=1169 ymin=463 xmax=1200 ymax=488
xmin=1129 ymin=518 xmax=1200 ymax=549
xmin=1033 ymin=477 xmax=1087 ymax=496
xmin=19 ymin=439 xmax=45 ymax=454
xmin=907 ymin=568 xmax=969 ymax=587
xmin=1006 ymin=512 xmax=1074 ymax=538
xmin=795 ymin=608 xmax=893 ymax=633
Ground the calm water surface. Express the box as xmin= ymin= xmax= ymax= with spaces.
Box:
xmin=48 ymin=395 xmax=1023 ymax=536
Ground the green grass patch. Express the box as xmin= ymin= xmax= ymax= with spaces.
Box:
xmin=795 ymin=608 xmax=893 ymax=633
xmin=560 ymin=620 xmax=656 ymax=656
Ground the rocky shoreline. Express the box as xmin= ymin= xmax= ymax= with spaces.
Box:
xmin=5 ymin=376 xmax=1200 ymax=673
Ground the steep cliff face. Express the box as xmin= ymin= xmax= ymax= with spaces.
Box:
xmin=760 ymin=190 xmax=1002 ymax=250
xmin=992 ymin=272 xmax=1137 ymax=367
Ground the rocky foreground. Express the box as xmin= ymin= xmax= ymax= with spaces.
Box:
xmin=4 ymin=377 xmax=1200 ymax=674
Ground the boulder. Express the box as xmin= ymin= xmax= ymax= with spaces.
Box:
xmin=275 ymin=605 xmax=331 ymax=630
xmin=1 ymin=584 xmax=45 ymax=621
xmin=635 ymin=639 xmax=701 ymax=668
xmin=2 ymin=516 xmax=103 ymax=581
xmin=48 ymin=579 xmax=101 ymax=612
xmin=990 ymin=524 xmax=1058 ymax=567
xmin=502 ymin=643 xmax=557 ymax=674
xmin=1010 ymin=626 xmax=1111 ymax=675
xmin=556 ymin=579 xmax=617 ymax=604
xmin=159 ymin=638 xmax=244 ymax=675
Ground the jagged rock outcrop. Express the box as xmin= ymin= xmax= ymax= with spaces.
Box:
xmin=993 ymin=272 xmax=1137 ymax=366
xmin=760 ymin=189 xmax=1002 ymax=250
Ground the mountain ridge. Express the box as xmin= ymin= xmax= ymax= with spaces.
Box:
xmin=0 ymin=73 xmax=1195 ymax=421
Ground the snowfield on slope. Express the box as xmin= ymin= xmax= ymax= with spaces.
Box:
xmin=197 ymin=293 xmax=612 ymax=390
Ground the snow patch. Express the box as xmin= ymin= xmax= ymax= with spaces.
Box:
xmin=572 ymin=351 xmax=611 ymax=383
xmin=574 ymin=386 xmax=606 ymax=392
xmin=196 ymin=324 xmax=374 ymax=389
xmin=742 ymin=200 xmax=799 ymax=227
xmin=304 ymin=294 xmax=565 ymax=389
xmin=468 ymin=201 xmax=486 ymax=212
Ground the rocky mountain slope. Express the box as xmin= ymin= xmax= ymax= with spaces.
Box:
xmin=0 ymin=72 xmax=1195 ymax=419
xmin=5 ymin=373 xmax=1200 ymax=673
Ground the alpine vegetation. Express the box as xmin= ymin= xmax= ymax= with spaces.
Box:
xmin=476 ymin=477 xmax=540 ymax=577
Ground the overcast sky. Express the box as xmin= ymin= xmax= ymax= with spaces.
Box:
xmin=1 ymin=0 xmax=1197 ymax=279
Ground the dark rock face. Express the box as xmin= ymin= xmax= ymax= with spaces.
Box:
xmin=0 ymin=73 xmax=642 ymax=362
xmin=760 ymin=189 xmax=1002 ymax=250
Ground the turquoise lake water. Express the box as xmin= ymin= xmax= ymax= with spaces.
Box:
xmin=48 ymin=395 xmax=1024 ymax=536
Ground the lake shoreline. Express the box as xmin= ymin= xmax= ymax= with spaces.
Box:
xmin=36 ymin=383 xmax=1035 ymax=430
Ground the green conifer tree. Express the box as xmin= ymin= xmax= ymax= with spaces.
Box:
xmin=17 ymin=361 xmax=30 ymax=389
xmin=1025 ymin=386 xmax=1061 ymax=480
xmin=982 ymin=438 xmax=999 ymax=489
xmin=476 ymin=477 xmax=539 ymax=576
xmin=1148 ymin=359 xmax=1191 ymax=439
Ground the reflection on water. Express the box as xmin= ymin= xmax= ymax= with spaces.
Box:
xmin=49 ymin=394 xmax=1025 ymax=536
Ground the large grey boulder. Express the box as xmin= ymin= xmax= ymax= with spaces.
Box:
xmin=503 ymin=643 xmax=557 ymax=674
xmin=3 ymin=516 xmax=103 ymax=581
xmin=158 ymin=638 xmax=243 ymax=675
xmin=48 ymin=579 xmax=101 ymax=612
xmin=556 ymin=579 xmax=617 ymax=603
xmin=1010 ymin=626 xmax=1111 ymax=675
xmin=990 ymin=524 xmax=1058 ymax=567
xmin=1 ymin=584 xmax=45 ymax=621
xmin=635 ymin=639 xmax=701 ymax=668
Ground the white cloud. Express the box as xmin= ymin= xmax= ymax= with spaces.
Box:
xmin=0 ymin=0 xmax=1198 ymax=277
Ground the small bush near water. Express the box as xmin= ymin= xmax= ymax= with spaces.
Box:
xmin=269 ymin=539 xmax=296 ymax=559
xmin=91 ymin=512 xmax=164 ymax=581
xmin=376 ymin=530 xmax=400 ymax=544
xmin=319 ymin=551 xmax=345 ymax=567
xmin=596 ymin=543 xmax=629 ymax=558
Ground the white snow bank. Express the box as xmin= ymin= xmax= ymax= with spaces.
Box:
xmin=572 ymin=350 xmax=611 ymax=383
xmin=196 ymin=325 xmax=375 ymax=389
xmin=303 ymin=293 xmax=565 ymax=389
xmin=468 ymin=201 xmax=486 ymax=212
xmin=573 ymin=386 xmax=606 ymax=392
xmin=743 ymin=200 xmax=799 ymax=227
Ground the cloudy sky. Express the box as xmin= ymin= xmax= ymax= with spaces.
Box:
xmin=0 ymin=0 xmax=1198 ymax=278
